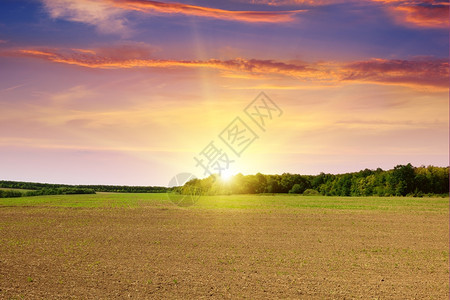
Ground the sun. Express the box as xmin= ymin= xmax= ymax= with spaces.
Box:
xmin=220 ymin=169 xmax=234 ymax=182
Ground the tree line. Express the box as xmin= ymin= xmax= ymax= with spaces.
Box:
xmin=0 ymin=187 xmax=96 ymax=198
xmin=0 ymin=181 xmax=169 ymax=198
xmin=181 ymin=164 xmax=449 ymax=197
xmin=1 ymin=164 xmax=447 ymax=198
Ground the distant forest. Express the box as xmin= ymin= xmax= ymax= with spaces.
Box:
xmin=0 ymin=181 xmax=169 ymax=198
xmin=1 ymin=164 xmax=448 ymax=199
xmin=180 ymin=164 xmax=449 ymax=197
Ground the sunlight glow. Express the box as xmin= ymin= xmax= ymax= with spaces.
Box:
xmin=220 ymin=169 xmax=235 ymax=182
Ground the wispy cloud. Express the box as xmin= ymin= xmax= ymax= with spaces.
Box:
xmin=8 ymin=46 xmax=449 ymax=89
xmin=244 ymin=0 xmax=449 ymax=28
xmin=111 ymin=0 xmax=304 ymax=22
xmin=40 ymin=0 xmax=304 ymax=34
xmin=40 ymin=0 xmax=448 ymax=35
xmin=42 ymin=0 xmax=129 ymax=35
xmin=341 ymin=58 xmax=449 ymax=88
xmin=385 ymin=2 xmax=449 ymax=28
xmin=240 ymin=0 xmax=345 ymax=5
xmin=12 ymin=47 xmax=319 ymax=77
xmin=0 ymin=84 xmax=27 ymax=93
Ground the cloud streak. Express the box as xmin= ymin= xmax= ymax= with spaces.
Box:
xmin=110 ymin=0 xmax=304 ymax=22
xmin=386 ymin=2 xmax=449 ymax=28
xmin=244 ymin=0 xmax=449 ymax=28
xmin=41 ymin=0 xmax=304 ymax=32
xmin=0 ymin=84 xmax=27 ymax=93
xmin=42 ymin=0 xmax=129 ymax=34
xmin=341 ymin=58 xmax=449 ymax=88
xmin=13 ymin=47 xmax=318 ymax=77
xmin=8 ymin=47 xmax=449 ymax=89
xmin=40 ymin=0 xmax=448 ymax=33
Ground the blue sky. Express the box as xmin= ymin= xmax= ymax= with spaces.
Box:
xmin=0 ymin=0 xmax=448 ymax=185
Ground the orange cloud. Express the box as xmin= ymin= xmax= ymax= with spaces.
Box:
xmin=40 ymin=0 xmax=304 ymax=37
xmin=13 ymin=47 xmax=319 ymax=78
xmin=341 ymin=58 xmax=449 ymax=88
xmin=40 ymin=0 xmax=447 ymax=31
xmin=72 ymin=48 xmax=97 ymax=55
xmin=347 ymin=0 xmax=449 ymax=28
xmin=387 ymin=3 xmax=449 ymax=28
xmin=109 ymin=0 xmax=304 ymax=22
xmin=8 ymin=47 xmax=448 ymax=89
xmin=237 ymin=0 xmax=346 ymax=5
xmin=243 ymin=0 xmax=449 ymax=28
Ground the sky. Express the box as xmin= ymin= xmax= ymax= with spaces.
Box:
xmin=0 ymin=0 xmax=448 ymax=186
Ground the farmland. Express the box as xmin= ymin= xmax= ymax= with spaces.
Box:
xmin=0 ymin=193 xmax=448 ymax=299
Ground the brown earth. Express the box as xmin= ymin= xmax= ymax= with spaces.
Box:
xmin=0 ymin=203 xmax=448 ymax=299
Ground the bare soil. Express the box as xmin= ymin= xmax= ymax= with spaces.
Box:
xmin=0 ymin=202 xmax=448 ymax=299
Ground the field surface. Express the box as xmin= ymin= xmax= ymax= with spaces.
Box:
xmin=0 ymin=194 xmax=448 ymax=299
